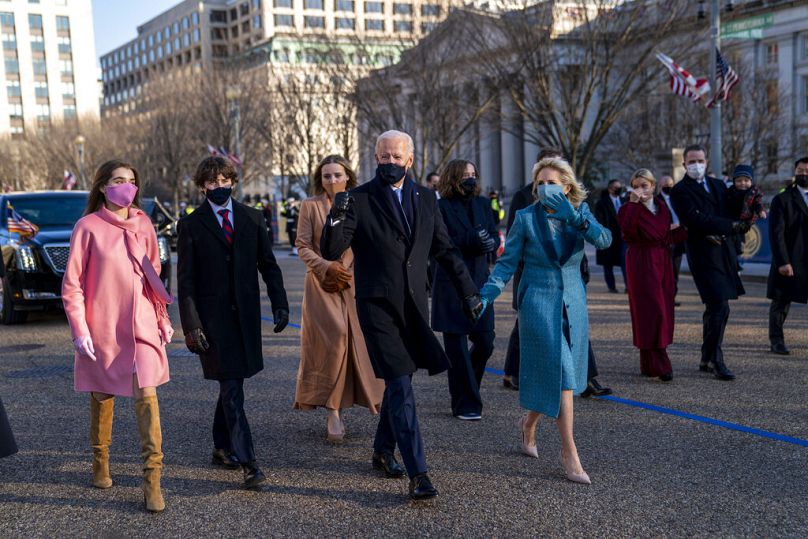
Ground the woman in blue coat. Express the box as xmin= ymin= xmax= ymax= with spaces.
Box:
xmin=431 ymin=160 xmax=500 ymax=420
xmin=480 ymin=157 xmax=611 ymax=484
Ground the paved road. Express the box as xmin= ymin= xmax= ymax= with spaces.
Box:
xmin=1 ymin=250 xmax=806 ymax=537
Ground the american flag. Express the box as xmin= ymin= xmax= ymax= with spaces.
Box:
xmin=62 ymin=170 xmax=76 ymax=190
xmin=656 ymin=53 xmax=710 ymax=102
xmin=6 ymin=202 xmax=39 ymax=237
xmin=706 ymin=48 xmax=740 ymax=108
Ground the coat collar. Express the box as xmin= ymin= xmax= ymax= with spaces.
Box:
xmin=368 ymin=177 xmax=412 ymax=241
xmin=196 ymin=200 xmax=230 ymax=248
xmin=789 ymin=185 xmax=808 ymax=217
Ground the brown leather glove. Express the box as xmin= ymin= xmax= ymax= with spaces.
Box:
xmin=326 ymin=261 xmax=353 ymax=283
xmin=320 ymin=276 xmax=341 ymax=293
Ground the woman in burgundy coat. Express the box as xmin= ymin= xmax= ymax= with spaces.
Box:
xmin=618 ymin=169 xmax=687 ymax=381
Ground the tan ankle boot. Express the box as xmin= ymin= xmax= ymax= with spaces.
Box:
xmin=89 ymin=394 xmax=114 ymax=489
xmin=135 ymin=395 xmax=165 ymax=513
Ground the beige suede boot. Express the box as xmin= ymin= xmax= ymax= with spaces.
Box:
xmin=135 ymin=395 xmax=165 ymax=512
xmin=89 ymin=394 xmax=114 ymax=489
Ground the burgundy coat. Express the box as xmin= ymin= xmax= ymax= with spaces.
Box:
xmin=618 ymin=199 xmax=687 ymax=350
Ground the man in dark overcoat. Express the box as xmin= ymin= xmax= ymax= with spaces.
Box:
xmin=766 ymin=157 xmax=808 ymax=355
xmin=178 ymin=157 xmax=289 ymax=489
xmin=0 ymin=397 xmax=17 ymax=458
xmin=321 ymin=130 xmax=482 ymax=500
xmin=670 ymin=144 xmax=748 ymax=381
xmin=594 ymin=179 xmax=626 ymax=293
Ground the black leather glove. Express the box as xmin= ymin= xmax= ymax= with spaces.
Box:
xmin=273 ymin=308 xmax=289 ymax=333
xmin=330 ymin=192 xmax=353 ymax=222
xmin=731 ymin=220 xmax=751 ymax=235
xmin=184 ymin=328 xmax=209 ymax=355
xmin=476 ymin=226 xmax=497 ymax=253
xmin=462 ymin=294 xmax=484 ymax=322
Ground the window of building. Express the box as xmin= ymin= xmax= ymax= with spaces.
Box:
xmin=182 ymin=16 xmax=189 ymax=30
xmin=174 ymin=37 xmax=180 ymax=49
xmin=183 ymin=33 xmax=190 ymax=47
xmin=766 ymin=141 xmax=778 ymax=174
xmin=766 ymin=42 xmax=778 ymax=65
xmin=393 ymin=3 xmax=412 ymax=15
xmin=133 ymin=42 xmax=139 ymax=54
xmin=28 ymin=14 xmax=42 ymax=29
xmin=253 ymin=0 xmax=261 ymax=9
xmin=802 ymin=33 xmax=808 ymax=60
xmin=63 ymin=104 xmax=76 ymax=118
xmin=240 ymin=2 xmax=249 ymax=16
xmin=148 ymin=34 xmax=154 ymax=47
xmin=58 ymin=36 xmax=71 ymax=53
xmin=156 ymin=31 xmax=162 ymax=43
xmin=230 ymin=8 xmax=238 ymax=21
xmin=6 ymin=79 xmax=20 ymax=97
xmin=365 ymin=18 xmax=383 ymax=30
xmin=253 ymin=14 xmax=261 ymax=29
xmin=10 ymin=125 xmax=24 ymax=138
xmin=33 ymin=59 xmax=47 ymax=74
xmin=173 ymin=21 xmax=180 ymax=34
xmin=394 ymin=20 xmax=412 ymax=32
xmin=274 ymin=14 xmax=293 ymax=26
xmin=305 ymin=16 xmax=324 ymax=28
xmin=141 ymin=53 xmax=146 ymax=64
xmin=421 ymin=21 xmax=437 ymax=33
xmin=421 ymin=4 xmax=440 ymax=16
xmin=336 ymin=0 xmax=354 ymax=11
xmin=165 ymin=26 xmax=171 ymax=40
xmin=232 ymin=25 xmax=239 ymax=37
xmin=365 ymin=2 xmax=382 ymax=14
xmin=30 ymin=35 xmax=44 ymax=52
xmin=766 ymin=80 xmax=778 ymax=114
xmin=211 ymin=27 xmax=226 ymax=40
xmin=0 ymin=12 xmax=14 ymax=28
xmin=803 ymin=75 xmax=808 ymax=114
xmin=61 ymin=81 xmax=74 ymax=97
xmin=149 ymin=50 xmax=155 ymax=62
xmin=56 ymin=15 xmax=70 ymax=31
xmin=9 ymin=103 xmax=22 ymax=118
xmin=275 ymin=0 xmax=292 ymax=7
xmin=210 ymin=10 xmax=227 ymax=23
xmin=34 ymin=81 xmax=48 ymax=97
xmin=336 ymin=17 xmax=354 ymax=29
xmin=29 ymin=0 xmax=40 ymax=4
xmin=59 ymin=59 xmax=72 ymax=74
xmin=36 ymin=103 xmax=50 ymax=120
xmin=2 ymin=32 xmax=16 ymax=50
xmin=192 ymin=12 xmax=199 ymax=25
xmin=305 ymin=0 xmax=323 ymax=9
xmin=165 ymin=41 xmax=172 ymax=54
xmin=193 ymin=28 xmax=200 ymax=42
xmin=157 ymin=46 xmax=163 ymax=58
xmin=242 ymin=20 xmax=250 ymax=32
xmin=134 ymin=56 xmax=139 ymax=68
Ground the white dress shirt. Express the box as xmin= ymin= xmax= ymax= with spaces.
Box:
xmin=661 ymin=192 xmax=680 ymax=225
xmin=207 ymin=196 xmax=234 ymax=230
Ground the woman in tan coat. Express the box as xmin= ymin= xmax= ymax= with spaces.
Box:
xmin=294 ymin=155 xmax=384 ymax=441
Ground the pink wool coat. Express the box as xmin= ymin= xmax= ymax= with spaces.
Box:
xmin=62 ymin=206 xmax=171 ymax=397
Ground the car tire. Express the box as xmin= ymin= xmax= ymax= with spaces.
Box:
xmin=0 ymin=276 xmax=28 ymax=325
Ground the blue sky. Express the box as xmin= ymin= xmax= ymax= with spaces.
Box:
xmin=93 ymin=0 xmax=177 ymax=61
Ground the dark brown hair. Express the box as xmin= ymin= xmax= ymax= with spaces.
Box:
xmin=84 ymin=160 xmax=141 ymax=215
xmin=193 ymin=156 xmax=238 ymax=188
xmin=536 ymin=147 xmax=563 ymax=162
xmin=310 ymin=155 xmax=357 ymax=196
xmin=438 ymin=159 xmax=480 ymax=199
xmin=683 ymin=144 xmax=707 ymax=161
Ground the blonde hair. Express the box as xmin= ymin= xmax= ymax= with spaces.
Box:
xmin=630 ymin=168 xmax=656 ymax=188
xmin=531 ymin=157 xmax=588 ymax=208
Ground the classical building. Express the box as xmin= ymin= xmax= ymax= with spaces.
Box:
xmin=0 ymin=0 xmax=98 ymax=138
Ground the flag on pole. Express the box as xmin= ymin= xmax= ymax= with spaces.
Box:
xmin=62 ymin=170 xmax=76 ymax=190
xmin=6 ymin=202 xmax=39 ymax=237
xmin=656 ymin=52 xmax=710 ymax=102
xmin=227 ymin=151 xmax=243 ymax=168
xmin=206 ymin=144 xmax=221 ymax=156
xmin=705 ymin=48 xmax=740 ymax=108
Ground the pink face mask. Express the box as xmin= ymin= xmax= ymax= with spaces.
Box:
xmin=104 ymin=182 xmax=138 ymax=208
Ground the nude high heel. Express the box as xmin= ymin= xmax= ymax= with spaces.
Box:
xmin=560 ymin=451 xmax=591 ymax=485
xmin=517 ymin=416 xmax=538 ymax=458
xmin=326 ymin=412 xmax=344 ymax=443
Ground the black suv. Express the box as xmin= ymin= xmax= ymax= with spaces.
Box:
xmin=1 ymin=191 xmax=172 ymax=324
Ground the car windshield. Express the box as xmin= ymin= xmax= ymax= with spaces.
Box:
xmin=8 ymin=195 xmax=87 ymax=228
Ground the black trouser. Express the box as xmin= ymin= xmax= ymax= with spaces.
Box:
xmin=287 ymin=228 xmax=297 ymax=248
xmin=603 ymin=264 xmax=626 ymax=291
xmin=443 ymin=331 xmax=495 ymax=416
xmin=702 ymin=301 xmax=730 ymax=367
xmin=769 ymin=298 xmax=791 ymax=346
xmin=212 ymin=379 xmax=255 ymax=465
xmin=373 ymin=375 xmax=426 ymax=479
xmin=504 ymin=321 xmax=599 ymax=383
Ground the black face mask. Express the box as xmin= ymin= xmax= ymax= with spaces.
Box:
xmin=206 ymin=186 xmax=232 ymax=206
xmin=460 ymin=178 xmax=477 ymax=196
xmin=661 ymin=186 xmax=672 ymax=195
xmin=795 ymin=174 xmax=808 ymax=188
xmin=376 ymin=163 xmax=407 ymax=185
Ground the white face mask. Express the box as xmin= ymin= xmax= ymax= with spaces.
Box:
xmin=686 ymin=163 xmax=706 ymax=180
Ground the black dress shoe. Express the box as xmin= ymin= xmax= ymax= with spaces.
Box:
xmin=409 ymin=473 xmax=438 ymax=500
xmin=770 ymin=343 xmax=790 ymax=355
xmin=698 ymin=362 xmax=713 ymax=373
xmin=372 ymin=453 xmax=405 ymax=478
xmin=713 ymin=363 xmax=735 ymax=381
xmin=608 ymin=288 xmax=619 ymax=294
xmin=211 ymin=448 xmax=241 ymax=470
xmin=581 ymin=378 xmax=612 ymax=398
xmin=503 ymin=377 xmax=519 ymax=390
xmin=242 ymin=464 xmax=266 ymax=489
xmin=659 ymin=373 xmax=673 ymax=382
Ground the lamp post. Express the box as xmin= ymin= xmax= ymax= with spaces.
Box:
xmin=74 ymin=134 xmax=86 ymax=189
xmin=225 ymin=85 xmax=243 ymax=201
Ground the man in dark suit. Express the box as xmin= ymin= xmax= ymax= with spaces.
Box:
xmin=659 ymin=175 xmax=684 ymax=306
xmin=670 ymin=144 xmax=748 ymax=381
xmin=321 ymin=130 xmax=482 ymax=500
xmin=594 ymin=179 xmax=626 ymax=293
xmin=177 ymin=157 xmax=289 ymax=489
xmin=767 ymin=157 xmax=808 ymax=355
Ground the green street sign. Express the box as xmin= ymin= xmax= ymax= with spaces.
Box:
xmin=721 ymin=13 xmax=773 ymax=39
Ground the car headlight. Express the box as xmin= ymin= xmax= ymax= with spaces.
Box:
xmin=16 ymin=245 xmax=38 ymax=272
xmin=157 ymin=236 xmax=170 ymax=264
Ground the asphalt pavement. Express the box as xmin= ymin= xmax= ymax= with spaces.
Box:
xmin=0 ymin=249 xmax=806 ymax=537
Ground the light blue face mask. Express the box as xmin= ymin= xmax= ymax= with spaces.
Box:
xmin=537 ymin=183 xmax=564 ymax=202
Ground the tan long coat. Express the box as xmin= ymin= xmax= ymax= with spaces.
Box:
xmin=294 ymin=195 xmax=383 ymax=412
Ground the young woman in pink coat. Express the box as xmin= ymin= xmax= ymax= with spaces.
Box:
xmin=62 ymin=160 xmax=173 ymax=513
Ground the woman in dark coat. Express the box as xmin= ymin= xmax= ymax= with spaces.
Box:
xmin=618 ymin=169 xmax=687 ymax=381
xmin=0 ymin=397 xmax=17 ymax=458
xmin=594 ymin=179 xmax=626 ymax=292
xmin=432 ymin=160 xmax=500 ymax=420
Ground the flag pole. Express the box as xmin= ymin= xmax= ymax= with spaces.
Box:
xmin=709 ymin=0 xmax=723 ymax=178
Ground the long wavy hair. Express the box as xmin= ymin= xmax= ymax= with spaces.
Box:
xmin=84 ymin=160 xmax=141 ymax=215
xmin=438 ymin=159 xmax=481 ymax=199
xmin=531 ymin=157 xmax=588 ymax=208
xmin=310 ymin=155 xmax=358 ymax=196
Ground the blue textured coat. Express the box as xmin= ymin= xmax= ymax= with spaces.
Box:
xmin=481 ymin=202 xmax=611 ymax=417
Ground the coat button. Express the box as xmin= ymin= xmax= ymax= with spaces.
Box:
xmin=225 ymin=255 xmax=231 ymax=262
xmin=409 ymin=288 xmax=414 ymax=295
xmin=407 ymin=261 xmax=412 ymax=268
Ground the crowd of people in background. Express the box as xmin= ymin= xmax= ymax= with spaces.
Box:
xmin=3 ymin=127 xmax=805 ymax=514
